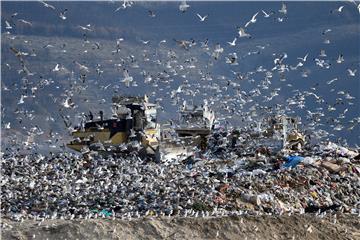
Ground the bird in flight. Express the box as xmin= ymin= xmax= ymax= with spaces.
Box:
xmin=179 ymin=1 xmax=190 ymax=13
xmin=5 ymin=20 xmax=12 ymax=29
xmin=297 ymin=53 xmax=309 ymax=62
xmin=18 ymin=19 xmax=32 ymax=26
xmin=196 ymin=13 xmax=208 ymax=22
xmin=227 ymin=37 xmax=237 ymax=46
xmin=39 ymin=1 xmax=55 ymax=10
xmin=238 ymin=27 xmax=251 ymax=38
xmin=245 ymin=12 xmax=259 ymax=28
xmin=330 ymin=5 xmax=344 ymax=13
xmin=347 ymin=69 xmax=357 ymax=77
xmin=279 ymin=3 xmax=287 ymax=14
xmin=261 ymin=10 xmax=273 ymax=18
xmin=78 ymin=25 xmax=92 ymax=31
xmin=59 ymin=9 xmax=68 ymax=20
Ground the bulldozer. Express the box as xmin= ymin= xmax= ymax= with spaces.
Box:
xmin=159 ymin=100 xmax=215 ymax=161
xmin=67 ymin=95 xmax=160 ymax=159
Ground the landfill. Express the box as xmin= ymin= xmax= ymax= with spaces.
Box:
xmin=2 ymin=128 xmax=359 ymax=222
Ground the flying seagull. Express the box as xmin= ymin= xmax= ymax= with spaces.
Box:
xmin=238 ymin=27 xmax=251 ymax=38
xmin=279 ymin=3 xmax=287 ymax=14
xmin=196 ymin=13 xmax=208 ymax=22
xmin=39 ymin=1 xmax=55 ymax=10
xmin=227 ymin=37 xmax=237 ymax=46
xmin=245 ymin=12 xmax=259 ymax=28
xmin=179 ymin=1 xmax=190 ymax=12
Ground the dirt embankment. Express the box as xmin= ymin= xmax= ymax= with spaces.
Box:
xmin=2 ymin=214 xmax=360 ymax=240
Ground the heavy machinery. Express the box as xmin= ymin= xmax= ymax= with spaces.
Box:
xmin=67 ymin=95 xmax=160 ymax=158
xmin=159 ymin=100 xmax=215 ymax=161
xmin=253 ymin=115 xmax=306 ymax=151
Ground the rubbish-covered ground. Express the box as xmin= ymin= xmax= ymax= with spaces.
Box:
xmin=2 ymin=214 xmax=360 ymax=240
xmin=2 ymin=128 xmax=360 ymax=221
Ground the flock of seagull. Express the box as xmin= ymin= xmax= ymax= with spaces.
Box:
xmin=1 ymin=0 xmax=360 ymax=222
xmin=2 ymin=138 xmax=359 ymax=221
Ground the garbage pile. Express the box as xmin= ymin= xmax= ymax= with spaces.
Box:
xmin=1 ymin=132 xmax=359 ymax=221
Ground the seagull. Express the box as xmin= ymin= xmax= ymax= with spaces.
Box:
xmin=4 ymin=122 xmax=11 ymax=129
xmin=140 ymin=39 xmax=150 ymax=45
xmin=39 ymin=1 xmax=55 ymax=10
xmin=319 ymin=49 xmax=327 ymax=57
xmin=245 ymin=12 xmax=259 ymax=28
xmin=148 ymin=10 xmax=156 ymax=17
xmin=174 ymin=39 xmax=194 ymax=50
xmin=18 ymin=19 xmax=32 ymax=26
xmin=347 ymin=69 xmax=357 ymax=77
xmin=331 ymin=5 xmax=344 ymax=13
xmin=74 ymin=61 xmax=90 ymax=72
xmin=78 ymin=25 xmax=92 ymax=31
xmin=297 ymin=53 xmax=309 ymax=62
xmin=115 ymin=0 xmax=133 ymax=11
xmin=212 ymin=43 xmax=224 ymax=60
xmin=196 ymin=13 xmax=208 ymax=22
xmin=279 ymin=3 xmax=287 ymax=14
xmin=225 ymin=53 xmax=238 ymax=65
xmin=5 ymin=21 xmax=12 ymax=29
xmin=52 ymin=64 xmax=60 ymax=72
xmin=227 ymin=37 xmax=237 ymax=46
xmin=237 ymin=27 xmax=251 ymax=38
xmin=59 ymin=9 xmax=68 ymax=20
xmin=179 ymin=1 xmax=190 ymax=12
xmin=18 ymin=95 xmax=25 ymax=104
xmin=327 ymin=77 xmax=338 ymax=85
xmin=121 ymin=69 xmax=133 ymax=87
xmin=336 ymin=54 xmax=344 ymax=64
xmin=62 ymin=97 xmax=75 ymax=108
xmin=322 ymin=28 xmax=332 ymax=35
xmin=261 ymin=10 xmax=273 ymax=18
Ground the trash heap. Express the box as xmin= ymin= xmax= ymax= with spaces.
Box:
xmin=1 ymin=132 xmax=359 ymax=221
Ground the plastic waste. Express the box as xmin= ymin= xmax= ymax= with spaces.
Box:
xmin=282 ymin=155 xmax=304 ymax=169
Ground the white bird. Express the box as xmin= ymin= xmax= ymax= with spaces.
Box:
xmin=78 ymin=25 xmax=92 ymax=31
xmin=238 ymin=27 xmax=251 ymax=38
xmin=62 ymin=97 xmax=75 ymax=108
xmin=39 ymin=1 xmax=55 ymax=10
xmin=261 ymin=10 xmax=272 ymax=18
xmin=245 ymin=12 xmax=259 ymax=28
xmin=297 ymin=53 xmax=309 ymax=62
xmin=336 ymin=54 xmax=344 ymax=64
xmin=179 ymin=1 xmax=190 ymax=12
xmin=5 ymin=20 xmax=12 ymax=29
xmin=212 ymin=43 xmax=224 ymax=60
xmin=18 ymin=19 xmax=32 ymax=26
xmin=347 ymin=69 xmax=357 ymax=77
xmin=196 ymin=13 xmax=208 ymax=22
xmin=331 ymin=5 xmax=344 ymax=13
xmin=140 ymin=39 xmax=150 ymax=44
xmin=322 ymin=29 xmax=332 ymax=35
xmin=227 ymin=37 xmax=237 ymax=46
xmin=52 ymin=64 xmax=60 ymax=72
xmin=59 ymin=9 xmax=68 ymax=20
xmin=319 ymin=49 xmax=327 ymax=57
xmin=121 ymin=69 xmax=133 ymax=87
xmin=327 ymin=77 xmax=338 ymax=85
xmin=74 ymin=61 xmax=89 ymax=72
xmin=4 ymin=122 xmax=11 ymax=129
xmin=18 ymin=95 xmax=25 ymax=104
xmin=279 ymin=3 xmax=287 ymax=14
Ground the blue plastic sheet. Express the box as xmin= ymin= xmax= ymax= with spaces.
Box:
xmin=282 ymin=156 xmax=304 ymax=169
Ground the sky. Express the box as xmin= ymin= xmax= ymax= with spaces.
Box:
xmin=1 ymin=1 xmax=360 ymax=152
